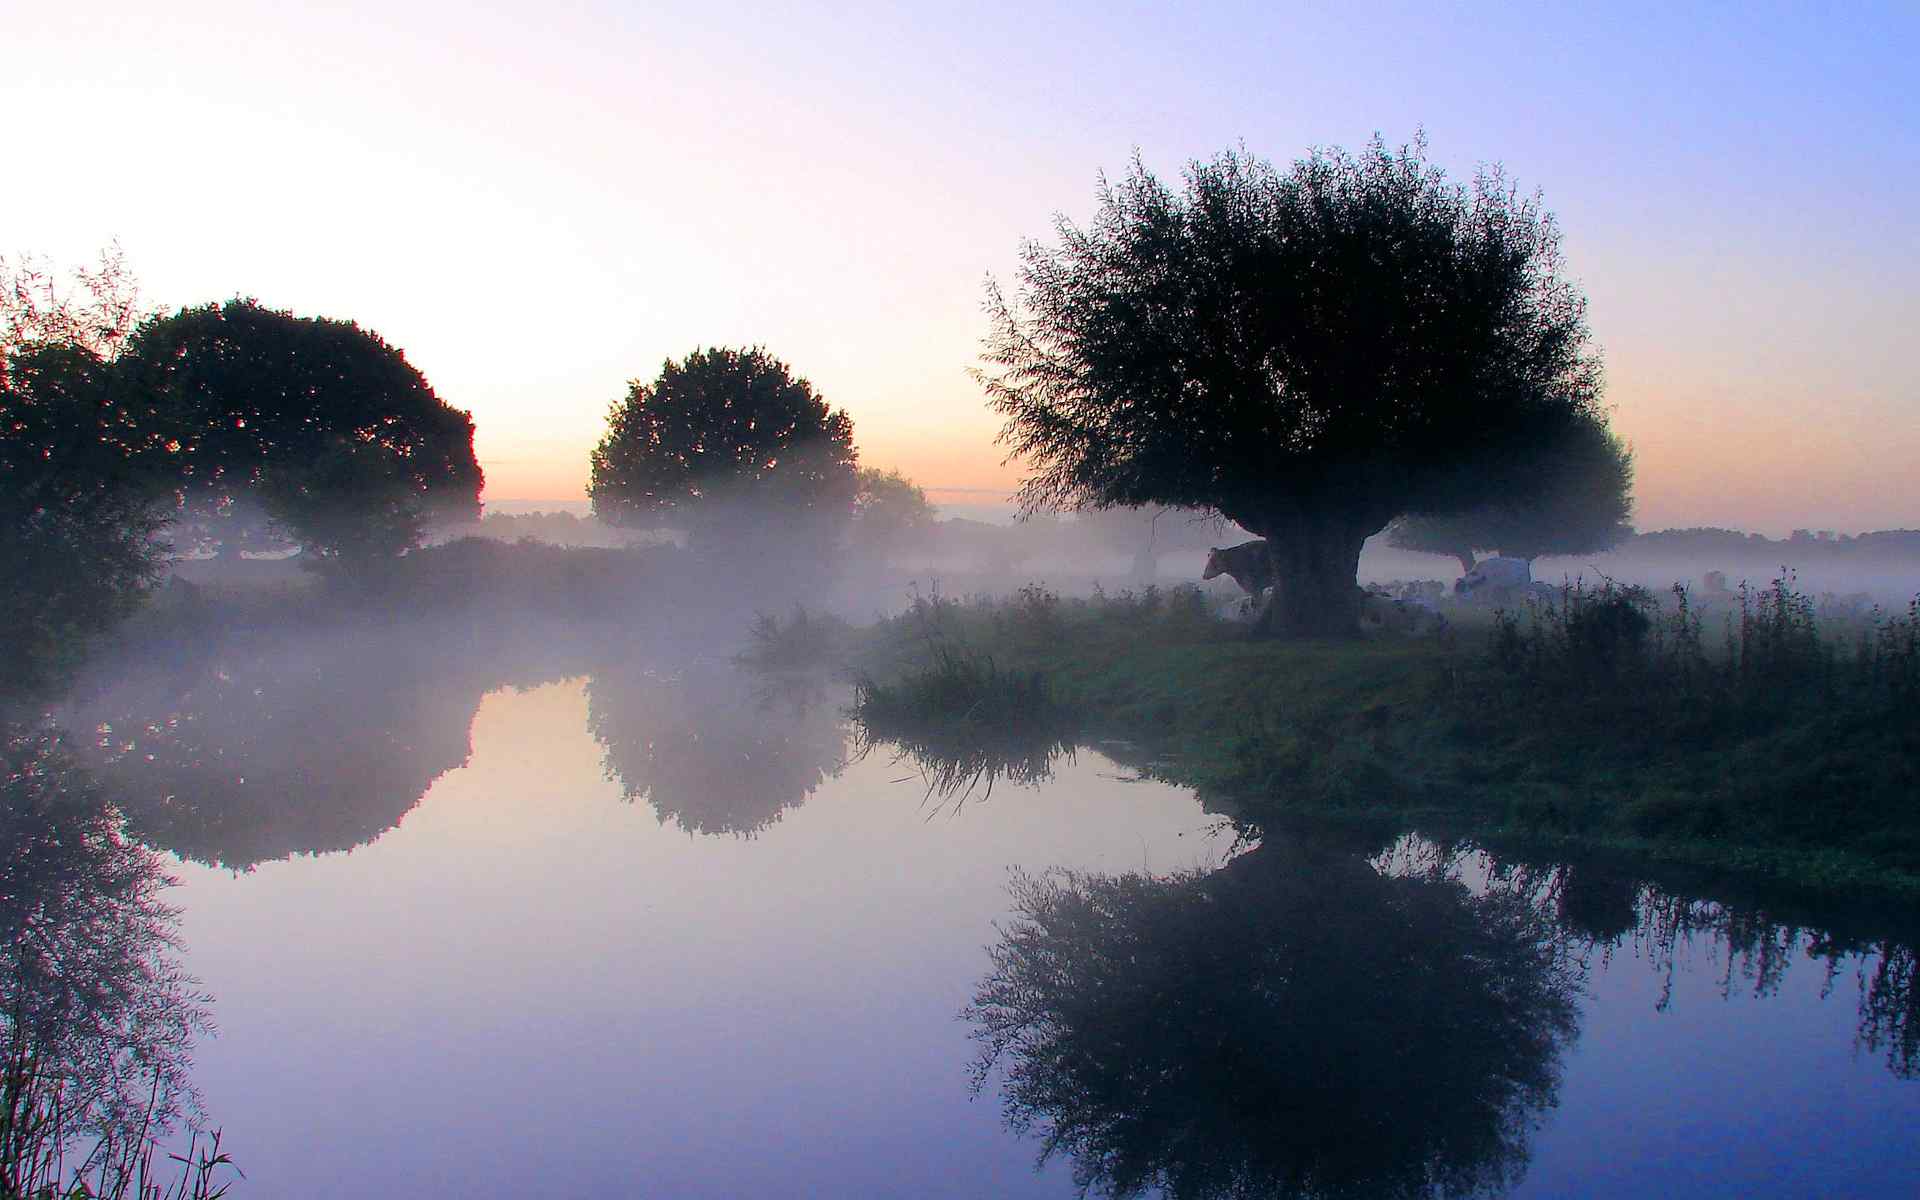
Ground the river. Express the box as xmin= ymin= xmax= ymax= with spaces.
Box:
xmin=15 ymin=622 xmax=1918 ymax=1197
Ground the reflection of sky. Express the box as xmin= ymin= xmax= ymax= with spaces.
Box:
xmin=153 ymin=677 xmax=1920 ymax=1195
xmin=1520 ymin=929 xmax=1920 ymax=1198
xmin=1374 ymin=842 xmax=1920 ymax=1197
xmin=167 ymin=679 xmax=1235 ymax=1197
xmin=9 ymin=2 xmax=1917 ymax=534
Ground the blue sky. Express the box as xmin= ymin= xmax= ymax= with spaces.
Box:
xmin=8 ymin=0 xmax=1915 ymax=531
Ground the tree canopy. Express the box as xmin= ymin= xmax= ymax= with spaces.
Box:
xmin=1388 ymin=414 xmax=1634 ymax=570
xmin=1 ymin=250 xmax=167 ymax=702
xmin=848 ymin=466 xmax=937 ymax=562
xmin=588 ymin=347 xmax=858 ymax=553
xmin=117 ymin=299 xmax=483 ymax=571
xmin=980 ymin=137 xmax=1608 ymax=635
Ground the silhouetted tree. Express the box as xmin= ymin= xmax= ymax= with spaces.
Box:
xmin=2 ymin=244 xmax=147 ymax=358
xmin=967 ymin=843 xmax=1581 ymax=1199
xmin=588 ymin=347 xmax=858 ymax=559
xmin=2 ymin=249 xmax=169 ymax=702
xmin=1387 ymin=415 xmax=1633 ymax=571
xmin=116 ymin=299 xmax=482 ymax=574
xmin=980 ymin=137 xmax=1607 ymax=636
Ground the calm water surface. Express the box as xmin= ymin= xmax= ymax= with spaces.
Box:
xmin=32 ymin=628 xmax=1920 ymax=1197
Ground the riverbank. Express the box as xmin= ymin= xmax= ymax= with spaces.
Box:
xmin=833 ymin=581 xmax=1920 ymax=899
xmin=47 ymin=543 xmax=1920 ymax=900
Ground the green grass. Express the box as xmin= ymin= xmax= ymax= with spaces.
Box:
xmin=839 ymin=578 xmax=1920 ymax=898
xmin=852 ymin=642 xmax=1079 ymax=810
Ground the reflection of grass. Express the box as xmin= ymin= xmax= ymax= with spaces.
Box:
xmin=852 ymin=647 xmax=1077 ymax=810
xmin=841 ymin=575 xmax=1920 ymax=895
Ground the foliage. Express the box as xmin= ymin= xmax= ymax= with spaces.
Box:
xmin=1389 ymin=415 xmax=1634 ymax=569
xmin=966 ymin=847 xmax=1580 ymax=1199
xmin=739 ymin=606 xmax=852 ymax=673
xmin=979 ymin=136 xmax=1606 ymax=636
xmin=840 ymin=572 xmax=1920 ymax=891
xmin=1484 ymin=572 xmax=1919 ymax=721
xmin=116 ymin=299 xmax=482 ymax=573
xmin=848 ymin=467 xmax=937 ymax=562
xmin=852 ymin=646 xmax=1075 ymax=809
xmin=1 ymin=244 xmax=148 ymax=360
xmin=1 ymin=251 xmax=170 ymax=702
xmin=0 ymin=728 xmax=235 ymax=1197
xmin=589 ymin=347 xmax=858 ymax=555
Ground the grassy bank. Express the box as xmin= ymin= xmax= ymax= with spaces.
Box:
xmin=836 ymin=580 xmax=1920 ymax=897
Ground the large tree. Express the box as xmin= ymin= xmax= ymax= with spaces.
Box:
xmin=588 ymin=347 xmax=858 ymax=555
xmin=1 ymin=250 xmax=167 ymax=702
xmin=980 ymin=137 xmax=1607 ymax=636
xmin=1388 ymin=414 xmax=1634 ymax=572
xmin=117 ymin=299 xmax=483 ymax=572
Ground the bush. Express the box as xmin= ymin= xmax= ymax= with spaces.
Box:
xmin=739 ymin=605 xmax=851 ymax=672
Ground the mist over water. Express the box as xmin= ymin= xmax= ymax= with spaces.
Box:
xmin=4 ymin=562 xmax=1910 ymax=1196
xmin=6 ymin=22 xmax=1919 ymax=1182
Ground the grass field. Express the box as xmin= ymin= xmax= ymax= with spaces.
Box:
xmin=824 ymin=578 xmax=1920 ymax=897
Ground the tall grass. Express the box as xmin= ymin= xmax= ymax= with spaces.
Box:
xmin=1470 ymin=572 xmax=1920 ymax=866
xmin=852 ymin=646 xmax=1076 ymax=810
xmin=1487 ymin=572 xmax=1920 ymax=721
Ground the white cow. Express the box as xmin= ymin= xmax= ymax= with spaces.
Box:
xmin=1454 ymin=556 xmax=1533 ymax=604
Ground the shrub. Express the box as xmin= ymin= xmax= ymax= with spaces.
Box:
xmin=739 ymin=605 xmax=851 ymax=672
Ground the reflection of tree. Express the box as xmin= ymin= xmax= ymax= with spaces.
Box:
xmin=1477 ymin=847 xmax=1920 ymax=1082
xmin=586 ymin=662 xmax=846 ymax=837
xmin=1629 ymin=888 xmax=1919 ymax=1080
xmin=1848 ymin=941 xmax=1918 ymax=1079
xmin=65 ymin=627 xmax=502 ymax=869
xmin=1 ymin=727 xmax=209 ymax=1158
xmin=967 ymin=843 xmax=1582 ymax=1200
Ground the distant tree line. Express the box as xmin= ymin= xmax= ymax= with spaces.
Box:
xmin=1621 ymin=526 xmax=1920 ymax=562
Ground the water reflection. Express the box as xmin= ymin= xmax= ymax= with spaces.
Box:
xmin=586 ymin=660 xmax=848 ymax=837
xmin=850 ymin=711 xmax=1076 ymax=812
xmin=1474 ymin=851 xmax=1920 ymax=1080
xmin=64 ymin=627 xmax=520 ymax=869
xmin=967 ymin=840 xmax=1583 ymax=1199
xmin=1 ymin=727 xmax=212 ymax=1177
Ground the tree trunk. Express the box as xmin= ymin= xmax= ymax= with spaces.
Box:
xmin=1246 ymin=516 xmax=1372 ymax=639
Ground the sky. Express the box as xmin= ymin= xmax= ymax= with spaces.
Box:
xmin=6 ymin=1 xmax=1916 ymax=535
